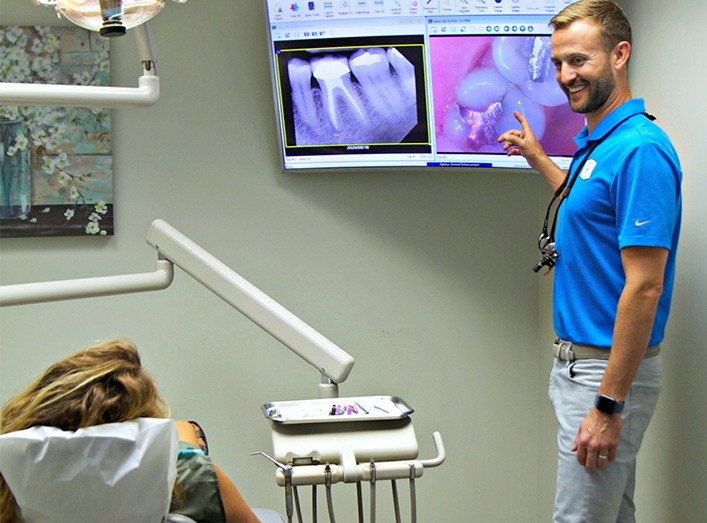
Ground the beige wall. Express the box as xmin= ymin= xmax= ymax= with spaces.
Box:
xmin=1 ymin=1 xmax=705 ymax=521
xmin=619 ymin=1 xmax=707 ymax=521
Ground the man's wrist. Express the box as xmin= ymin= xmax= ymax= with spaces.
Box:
xmin=594 ymin=394 xmax=625 ymax=415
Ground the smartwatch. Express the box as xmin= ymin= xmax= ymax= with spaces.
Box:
xmin=594 ymin=394 xmax=624 ymax=415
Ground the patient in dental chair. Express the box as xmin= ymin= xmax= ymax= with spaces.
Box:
xmin=0 ymin=339 xmax=261 ymax=523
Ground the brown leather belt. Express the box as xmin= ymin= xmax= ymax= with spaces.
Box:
xmin=553 ymin=339 xmax=661 ymax=362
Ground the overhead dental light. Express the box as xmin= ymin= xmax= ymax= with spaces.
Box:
xmin=0 ymin=1 xmax=186 ymax=107
xmin=31 ymin=0 xmax=185 ymax=38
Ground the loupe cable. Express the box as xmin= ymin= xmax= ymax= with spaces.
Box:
xmin=533 ymin=113 xmax=650 ymax=275
xmin=324 ymin=464 xmax=336 ymax=523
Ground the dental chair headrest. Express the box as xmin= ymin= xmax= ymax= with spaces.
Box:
xmin=0 ymin=418 xmax=178 ymax=523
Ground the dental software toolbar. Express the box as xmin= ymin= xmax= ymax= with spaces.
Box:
xmin=268 ymin=0 xmax=575 ymax=23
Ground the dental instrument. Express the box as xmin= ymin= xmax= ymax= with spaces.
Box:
xmin=251 ymin=452 xmax=295 ymax=523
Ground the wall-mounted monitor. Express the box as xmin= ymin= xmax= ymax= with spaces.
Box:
xmin=264 ymin=0 xmax=584 ymax=172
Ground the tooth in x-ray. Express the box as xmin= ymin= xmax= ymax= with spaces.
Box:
xmin=311 ymin=56 xmax=366 ymax=131
xmin=386 ymin=47 xmax=416 ymax=99
xmin=288 ymin=58 xmax=318 ymax=126
xmin=349 ymin=48 xmax=400 ymax=121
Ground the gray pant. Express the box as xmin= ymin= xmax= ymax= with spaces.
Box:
xmin=548 ymin=356 xmax=662 ymax=522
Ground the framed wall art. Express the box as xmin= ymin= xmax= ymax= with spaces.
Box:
xmin=0 ymin=25 xmax=113 ymax=238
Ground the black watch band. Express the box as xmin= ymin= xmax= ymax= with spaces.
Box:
xmin=594 ymin=394 xmax=624 ymax=415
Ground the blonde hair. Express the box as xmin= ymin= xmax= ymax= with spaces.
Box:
xmin=0 ymin=339 xmax=170 ymax=522
xmin=550 ymin=0 xmax=632 ymax=52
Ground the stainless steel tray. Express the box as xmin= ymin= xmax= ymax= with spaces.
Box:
xmin=261 ymin=395 xmax=414 ymax=424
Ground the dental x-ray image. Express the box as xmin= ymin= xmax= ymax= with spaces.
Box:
xmin=275 ymin=37 xmax=429 ymax=150
xmin=430 ymin=35 xmax=584 ymax=156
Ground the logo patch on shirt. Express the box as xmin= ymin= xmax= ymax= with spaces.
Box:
xmin=580 ymin=159 xmax=597 ymax=180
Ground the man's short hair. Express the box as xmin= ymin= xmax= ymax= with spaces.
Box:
xmin=550 ymin=0 xmax=632 ymax=51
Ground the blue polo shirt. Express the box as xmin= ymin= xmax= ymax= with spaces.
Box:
xmin=553 ymin=99 xmax=682 ymax=348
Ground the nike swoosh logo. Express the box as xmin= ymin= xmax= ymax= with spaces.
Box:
xmin=635 ymin=220 xmax=651 ymax=227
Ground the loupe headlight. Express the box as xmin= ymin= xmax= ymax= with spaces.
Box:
xmin=533 ymin=233 xmax=559 ymax=274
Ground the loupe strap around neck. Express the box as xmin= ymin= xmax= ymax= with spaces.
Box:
xmin=542 ymin=112 xmax=653 ymax=244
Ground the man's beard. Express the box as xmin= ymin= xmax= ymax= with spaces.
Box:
xmin=568 ymin=66 xmax=616 ymax=115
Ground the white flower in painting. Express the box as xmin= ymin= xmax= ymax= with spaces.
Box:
xmin=42 ymin=155 xmax=54 ymax=174
xmin=88 ymin=212 xmax=101 ymax=222
xmin=15 ymin=134 xmax=28 ymax=150
xmin=31 ymin=38 xmax=43 ymax=54
xmin=8 ymin=64 xmax=29 ymax=82
xmin=85 ymin=221 xmax=101 ymax=235
xmin=7 ymin=47 xmax=25 ymax=62
xmin=48 ymin=123 xmax=66 ymax=136
xmin=2 ymin=107 xmax=20 ymax=121
xmin=31 ymin=56 xmax=49 ymax=73
xmin=30 ymin=128 xmax=47 ymax=146
xmin=4 ymin=27 xmax=23 ymax=44
xmin=54 ymin=152 xmax=69 ymax=169
xmin=74 ymin=71 xmax=92 ymax=85
xmin=94 ymin=201 xmax=108 ymax=214
xmin=44 ymin=135 xmax=61 ymax=150
xmin=43 ymin=33 xmax=59 ymax=53
xmin=64 ymin=208 xmax=75 ymax=220
xmin=69 ymin=186 xmax=80 ymax=200
xmin=56 ymin=172 xmax=71 ymax=186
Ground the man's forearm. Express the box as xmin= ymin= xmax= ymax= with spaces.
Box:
xmin=533 ymin=155 xmax=567 ymax=191
xmin=600 ymin=284 xmax=662 ymax=402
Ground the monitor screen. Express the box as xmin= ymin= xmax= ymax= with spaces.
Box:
xmin=264 ymin=0 xmax=584 ymax=172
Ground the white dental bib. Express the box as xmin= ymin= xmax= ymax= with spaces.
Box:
xmin=0 ymin=418 xmax=178 ymax=523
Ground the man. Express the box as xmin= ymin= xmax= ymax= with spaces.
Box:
xmin=497 ymin=1 xmax=682 ymax=521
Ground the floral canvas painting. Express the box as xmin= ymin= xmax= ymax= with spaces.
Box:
xmin=0 ymin=26 xmax=113 ymax=237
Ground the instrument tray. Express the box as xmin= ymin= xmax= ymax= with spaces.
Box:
xmin=262 ymin=395 xmax=413 ymax=425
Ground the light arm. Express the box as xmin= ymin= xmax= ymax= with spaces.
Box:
xmin=145 ymin=219 xmax=354 ymax=386
xmin=0 ymin=259 xmax=174 ymax=305
xmin=0 ymin=219 xmax=355 ymax=391
xmin=0 ymin=24 xmax=159 ymax=108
